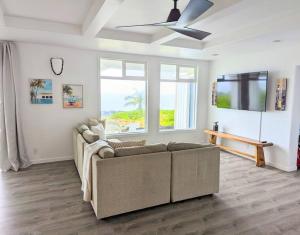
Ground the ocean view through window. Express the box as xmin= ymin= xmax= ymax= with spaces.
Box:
xmin=100 ymin=59 xmax=147 ymax=134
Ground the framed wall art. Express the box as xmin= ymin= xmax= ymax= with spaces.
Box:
xmin=275 ymin=78 xmax=287 ymax=111
xmin=63 ymin=84 xmax=83 ymax=108
xmin=212 ymin=81 xmax=217 ymax=106
xmin=30 ymin=79 xmax=53 ymax=104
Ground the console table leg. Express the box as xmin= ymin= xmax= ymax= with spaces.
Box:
xmin=256 ymin=146 xmax=265 ymax=167
xmin=209 ymin=135 xmax=217 ymax=145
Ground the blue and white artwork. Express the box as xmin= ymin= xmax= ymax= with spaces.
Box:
xmin=30 ymin=79 xmax=53 ymax=104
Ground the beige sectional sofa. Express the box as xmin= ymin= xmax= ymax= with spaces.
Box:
xmin=73 ymin=128 xmax=220 ymax=219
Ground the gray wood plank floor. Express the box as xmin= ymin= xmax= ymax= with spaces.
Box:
xmin=1 ymin=152 xmax=300 ymax=235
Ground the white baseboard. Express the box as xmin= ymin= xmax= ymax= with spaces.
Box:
xmin=266 ymin=161 xmax=297 ymax=172
xmin=31 ymin=155 xmax=74 ymax=164
xmin=221 ymin=150 xmax=297 ymax=172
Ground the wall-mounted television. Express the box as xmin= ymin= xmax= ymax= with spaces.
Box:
xmin=216 ymin=71 xmax=268 ymax=112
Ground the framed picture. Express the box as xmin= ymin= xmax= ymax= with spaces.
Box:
xmin=212 ymin=81 xmax=217 ymax=106
xmin=30 ymin=79 xmax=53 ymax=104
xmin=63 ymin=84 xmax=83 ymax=108
xmin=275 ymin=78 xmax=287 ymax=111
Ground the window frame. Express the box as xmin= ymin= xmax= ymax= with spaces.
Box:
xmin=99 ymin=57 xmax=148 ymax=136
xmin=159 ymin=63 xmax=198 ymax=132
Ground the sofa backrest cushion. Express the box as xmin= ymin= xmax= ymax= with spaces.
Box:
xmin=115 ymin=144 xmax=167 ymax=157
xmin=107 ymin=139 xmax=146 ymax=149
xmin=82 ymin=130 xmax=99 ymax=144
xmin=167 ymin=142 xmax=213 ymax=151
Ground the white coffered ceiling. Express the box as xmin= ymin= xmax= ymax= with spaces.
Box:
xmin=0 ymin=0 xmax=300 ymax=60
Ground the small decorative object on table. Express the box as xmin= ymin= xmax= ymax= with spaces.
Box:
xmin=213 ymin=121 xmax=219 ymax=131
xmin=275 ymin=78 xmax=287 ymax=111
xmin=63 ymin=84 xmax=83 ymax=108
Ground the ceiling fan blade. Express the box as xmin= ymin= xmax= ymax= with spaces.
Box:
xmin=168 ymin=26 xmax=211 ymax=40
xmin=116 ymin=21 xmax=177 ymax=29
xmin=177 ymin=0 xmax=214 ymax=26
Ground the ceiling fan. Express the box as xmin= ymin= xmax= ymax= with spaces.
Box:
xmin=116 ymin=0 xmax=214 ymax=41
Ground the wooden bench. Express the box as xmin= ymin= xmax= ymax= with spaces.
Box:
xmin=204 ymin=130 xmax=273 ymax=167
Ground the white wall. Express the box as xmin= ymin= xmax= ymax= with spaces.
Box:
xmin=16 ymin=42 xmax=210 ymax=164
xmin=208 ymin=46 xmax=300 ymax=172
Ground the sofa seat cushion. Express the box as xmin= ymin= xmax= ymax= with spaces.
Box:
xmin=115 ymin=144 xmax=167 ymax=157
xmin=82 ymin=130 xmax=99 ymax=144
xmin=167 ymin=142 xmax=213 ymax=151
xmin=107 ymin=139 xmax=146 ymax=149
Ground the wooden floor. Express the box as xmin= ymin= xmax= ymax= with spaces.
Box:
xmin=1 ymin=152 xmax=300 ymax=235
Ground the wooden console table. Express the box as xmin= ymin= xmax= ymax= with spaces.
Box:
xmin=204 ymin=130 xmax=273 ymax=167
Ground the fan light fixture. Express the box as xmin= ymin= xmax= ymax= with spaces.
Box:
xmin=116 ymin=0 xmax=214 ymax=41
xmin=50 ymin=57 xmax=64 ymax=76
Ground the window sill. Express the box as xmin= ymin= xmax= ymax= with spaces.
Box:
xmin=159 ymin=129 xmax=198 ymax=134
xmin=106 ymin=131 xmax=148 ymax=139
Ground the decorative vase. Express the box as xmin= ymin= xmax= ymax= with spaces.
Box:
xmin=213 ymin=122 xmax=219 ymax=132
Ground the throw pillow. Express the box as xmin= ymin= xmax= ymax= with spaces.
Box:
xmin=107 ymin=139 xmax=146 ymax=149
xmin=91 ymin=124 xmax=106 ymax=140
xmin=88 ymin=118 xmax=99 ymax=127
xmin=98 ymin=119 xmax=106 ymax=128
xmin=98 ymin=147 xmax=115 ymax=159
xmin=76 ymin=124 xmax=89 ymax=134
xmin=82 ymin=130 xmax=99 ymax=144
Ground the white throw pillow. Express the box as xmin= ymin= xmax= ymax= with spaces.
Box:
xmin=91 ymin=124 xmax=106 ymax=140
xmin=88 ymin=118 xmax=99 ymax=127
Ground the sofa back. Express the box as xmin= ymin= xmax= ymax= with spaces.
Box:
xmin=91 ymin=152 xmax=172 ymax=219
xmin=171 ymin=146 xmax=220 ymax=202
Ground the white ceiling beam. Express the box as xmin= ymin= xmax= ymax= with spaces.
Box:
xmin=82 ymin=0 xmax=125 ymax=38
xmin=5 ymin=16 xmax=81 ymax=35
xmin=97 ymin=29 xmax=151 ymax=43
xmin=163 ymin=38 xmax=204 ymax=50
xmin=150 ymin=28 xmax=180 ymax=45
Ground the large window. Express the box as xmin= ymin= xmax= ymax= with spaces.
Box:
xmin=100 ymin=59 xmax=147 ymax=134
xmin=160 ymin=64 xmax=197 ymax=130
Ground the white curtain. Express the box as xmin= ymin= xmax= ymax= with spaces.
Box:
xmin=0 ymin=41 xmax=31 ymax=172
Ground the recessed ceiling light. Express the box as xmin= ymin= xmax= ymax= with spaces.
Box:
xmin=212 ymin=53 xmax=219 ymax=56
xmin=273 ymin=40 xmax=281 ymax=43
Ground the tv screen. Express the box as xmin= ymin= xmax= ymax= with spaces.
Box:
xmin=216 ymin=71 xmax=268 ymax=112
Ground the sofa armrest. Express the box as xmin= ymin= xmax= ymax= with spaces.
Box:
xmin=72 ymin=129 xmax=79 ymax=167
xmin=76 ymin=132 xmax=88 ymax=180
xmin=171 ymin=146 xmax=220 ymax=202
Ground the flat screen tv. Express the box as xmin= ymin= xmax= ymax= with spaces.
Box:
xmin=216 ymin=71 xmax=268 ymax=112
